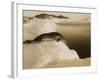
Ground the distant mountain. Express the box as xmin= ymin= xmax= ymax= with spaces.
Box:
xmin=34 ymin=13 xmax=69 ymax=19
xmin=23 ymin=13 xmax=90 ymax=25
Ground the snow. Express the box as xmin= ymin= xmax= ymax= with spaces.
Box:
xmin=24 ymin=18 xmax=57 ymax=41
xmin=23 ymin=40 xmax=80 ymax=69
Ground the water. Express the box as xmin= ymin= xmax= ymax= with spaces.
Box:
xmin=57 ymin=24 xmax=90 ymax=58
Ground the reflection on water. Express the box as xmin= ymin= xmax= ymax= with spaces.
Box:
xmin=57 ymin=24 xmax=90 ymax=59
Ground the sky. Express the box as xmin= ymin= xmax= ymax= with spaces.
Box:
xmin=23 ymin=10 xmax=91 ymax=24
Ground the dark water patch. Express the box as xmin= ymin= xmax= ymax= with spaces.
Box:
xmin=56 ymin=24 xmax=91 ymax=59
xmin=64 ymin=36 xmax=90 ymax=59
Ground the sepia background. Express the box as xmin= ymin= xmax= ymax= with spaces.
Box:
xmin=23 ymin=10 xmax=91 ymax=69
xmin=24 ymin=10 xmax=91 ymax=58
